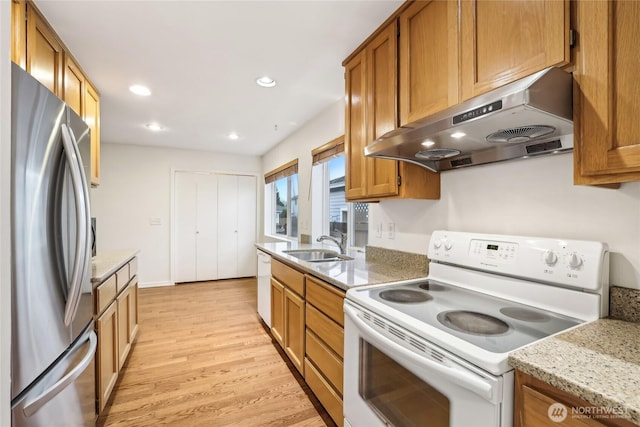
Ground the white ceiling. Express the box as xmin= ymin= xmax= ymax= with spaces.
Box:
xmin=34 ymin=0 xmax=403 ymax=156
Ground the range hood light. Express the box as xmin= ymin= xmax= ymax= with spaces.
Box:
xmin=422 ymin=140 xmax=436 ymax=147
xmin=451 ymin=132 xmax=466 ymax=139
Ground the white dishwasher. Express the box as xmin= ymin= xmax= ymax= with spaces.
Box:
xmin=256 ymin=249 xmax=271 ymax=327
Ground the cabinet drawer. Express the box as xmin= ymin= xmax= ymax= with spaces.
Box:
xmin=95 ymin=275 xmax=116 ymax=315
xmin=306 ymin=304 xmax=344 ymax=357
xmin=129 ymin=257 xmax=138 ymax=277
xmin=306 ymin=275 xmax=345 ymax=326
xmin=115 ymin=264 xmax=130 ymax=293
xmin=306 ymin=330 xmax=343 ymax=395
xmin=272 ymin=259 xmax=305 ymax=297
xmin=304 ymin=358 xmax=343 ymax=427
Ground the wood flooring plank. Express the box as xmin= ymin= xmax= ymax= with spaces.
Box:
xmin=98 ymin=279 xmax=334 ymax=427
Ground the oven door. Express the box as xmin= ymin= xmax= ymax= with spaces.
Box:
xmin=344 ymin=302 xmax=513 ymax=427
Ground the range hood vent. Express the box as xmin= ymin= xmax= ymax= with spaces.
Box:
xmin=364 ymin=67 xmax=573 ymax=172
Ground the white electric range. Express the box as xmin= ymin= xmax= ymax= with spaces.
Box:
xmin=344 ymin=230 xmax=609 ymax=427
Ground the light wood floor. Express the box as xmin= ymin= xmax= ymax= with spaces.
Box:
xmin=98 ymin=279 xmax=333 ymax=426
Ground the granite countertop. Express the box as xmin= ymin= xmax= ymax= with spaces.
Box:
xmin=256 ymin=241 xmax=428 ymax=291
xmin=509 ymin=319 xmax=640 ymax=425
xmin=92 ymin=249 xmax=139 ymax=284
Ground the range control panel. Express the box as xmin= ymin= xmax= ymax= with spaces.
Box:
xmin=428 ymin=230 xmax=608 ymax=291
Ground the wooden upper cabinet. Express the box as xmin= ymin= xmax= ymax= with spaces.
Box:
xmin=344 ymin=50 xmax=368 ymax=200
xmin=574 ymin=0 xmax=640 ymax=185
xmin=366 ymin=21 xmax=399 ymax=198
xmin=84 ymin=81 xmax=101 ymax=186
xmin=26 ymin=3 xmax=63 ymax=97
xmin=64 ymin=55 xmax=85 ymax=116
xmin=399 ymin=0 xmax=459 ymax=125
xmin=460 ymin=0 xmax=570 ymax=101
xmin=11 ymin=0 xmax=26 ymax=68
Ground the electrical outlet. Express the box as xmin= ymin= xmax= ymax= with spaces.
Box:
xmin=376 ymin=223 xmax=383 ymax=238
xmin=387 ymin=223 xmax=395 ymax=239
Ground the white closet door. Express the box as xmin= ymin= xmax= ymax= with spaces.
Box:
xmin=237 ymin=175 xmax=257 ymax=277
xmin=217 ymin=174 xmax=238 ymax=280
xmin=196 ymin=175 xmax=218 ymax=281
xmin=174 ymin=172 xmax=198 ymax=283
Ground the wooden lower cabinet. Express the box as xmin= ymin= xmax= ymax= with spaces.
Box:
xmin=94 ymin=257 xmax=139 ymax=414
xmin=270 ymin=262 xmax=306 ymax=375
xmin=304 ymin=274 xmax=346 ymax=427
xmin=96 ymin=301 xmax=118 ymax=413
xmin=515 ymin=371 xmax=635 ymax=427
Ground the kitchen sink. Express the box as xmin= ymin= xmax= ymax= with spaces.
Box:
xmin=282 ymin=249 xmax=353 ymax=262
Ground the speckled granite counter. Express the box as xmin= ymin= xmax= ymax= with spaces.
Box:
xmin=509 ymin=319 xmax=640 ymax=425
xmin=256 ymin=241 xmax=428 ymax=291
xmin=92 ymin=249 xmax=139 ymax=284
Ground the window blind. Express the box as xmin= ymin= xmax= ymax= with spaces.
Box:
xmin=264 ymin=159 xmax=298 ymax=184
xmin=311 ymin=135 xmax=344 ymax=165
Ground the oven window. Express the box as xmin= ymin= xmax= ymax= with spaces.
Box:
xmin=360 ymin=339 xmax=450 ymax=427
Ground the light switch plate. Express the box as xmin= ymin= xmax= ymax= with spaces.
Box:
xmin=149 ymin=217 xmax=162 ymax=226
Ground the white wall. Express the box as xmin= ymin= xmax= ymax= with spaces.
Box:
xmin=91 ymin=143 xmax=261 ymax=286
xmin=262 ymin=100 xmax=345 ymax=239
xmin=369 ymin=154 xmax=640 ymax=289
xmin=0 ymin=1 xmax=12 ymax=423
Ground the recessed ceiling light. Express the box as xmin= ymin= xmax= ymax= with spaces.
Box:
xmin=228 ymin=132 xmax=239 ymax=140
xmin=421 ymin=140 xmax=435 ymax=147
xmin=451 ymin=132 xmax=466 ymax=139
xmin=256 ymin=76 xmax=276 ymax=88
xmin=145 ymin=122 xmax=163 ymax=131
xmin=129 ymin=85 xmax=151 ymax=96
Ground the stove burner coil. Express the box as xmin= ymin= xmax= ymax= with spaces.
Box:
xmin=418 ymin=282 xmax=448 ymax=292
xmin=437 ymin=310 xmax=510 ymax=336
xmin=500 ymin=307 xmax=550 ymax=322
xmin=379 ymin=289 xmax=433 ymax=303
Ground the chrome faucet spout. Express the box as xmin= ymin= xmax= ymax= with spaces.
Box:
xmin=316 ymin=233 xmax=347 ymax=254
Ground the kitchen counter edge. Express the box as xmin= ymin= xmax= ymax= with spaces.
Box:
xmin=508 ymin=318 xmax=640 ymax=425
xmin=92 ymin=249 xmax=140 ymax=284
xmin=256 ymin=242 xmax=427 ymax=291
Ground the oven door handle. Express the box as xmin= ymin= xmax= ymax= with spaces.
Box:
xmin=344 ymin=304 xmax=495 ymax=401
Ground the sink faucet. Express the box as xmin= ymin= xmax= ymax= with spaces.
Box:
xmin=317 ymin=233 xmax=347 ymax=254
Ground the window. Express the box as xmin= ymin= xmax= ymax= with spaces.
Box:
xmin=272 ymin=175 xmax=298 ymax=238
xmin=324 ymin=156 xmax=368 ymax=249
xmin=265 ymin=159 xmax=298 ymax=240
xmin=312 ymin=140 xmax=368 ymax=249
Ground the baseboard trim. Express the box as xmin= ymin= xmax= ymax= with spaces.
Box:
xmin=139 ymin=281 xmax=174 ymax=289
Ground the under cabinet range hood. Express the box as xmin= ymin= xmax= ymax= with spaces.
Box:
xmin=364 ymin=67 xmax=573 ymax=172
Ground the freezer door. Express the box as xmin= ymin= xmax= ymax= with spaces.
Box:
xmin=11 ymin=327 xmax=97 ymax=427
xmin=11 ymin=63 xmax=92 ymax=398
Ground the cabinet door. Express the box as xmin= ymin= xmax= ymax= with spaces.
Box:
xmin=26 ymin=3 xmax=63 ymax=96
xmin=12 ymin=0 xmax=26 ymax=68
xmin=217 ymin=174 xmax=238 ymax=279
xmin=129 ymin=278 xmax=139 ymax=342
xmin=270 ymin=278 xmax=285 ymax=348
xmin=344 ymin=50 xmax=368 ymax=200
xmin=195 ymin=174 xmax=218 ymax=281
xmin=284 ymin=288 xmax=305 ymax=375
xmin=460 ymin=0 xmax=569 ymax=101
xmin=84 ymin=81 xmax=100 ymax=186
xmin=399 ymin=0 xmax=459 ymax=124
xmin=96 ymin=301 xmax=118 ymax=413
xmin=117 ymin=284 xmax=133 ymax=370
xmin=63 ymin=55 xmax=84 ymax=116
xmin=574 ymin=0 xmax=640 ymax=185
xmin=366 ymin=21 xmax=399 ymax=198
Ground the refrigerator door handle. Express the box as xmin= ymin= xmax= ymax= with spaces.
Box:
xmin=22 ymin=331 xmax=97 ymax=417
xmin=60 ymin=123 xmax=90 ymax=326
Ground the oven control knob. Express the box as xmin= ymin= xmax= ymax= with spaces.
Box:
xmin=543 ymin=250 xmax=558 ymax=266
xmin=568 ymin=253 xmax=583 ymax=269
xmin=433 ymin=239 xmax=442 ymax=249
xmin=444 ymin=240 xmax=453 ymax=251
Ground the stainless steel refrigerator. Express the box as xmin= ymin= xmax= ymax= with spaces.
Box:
xmin=10 ymin=63 xmax=97 ymax=426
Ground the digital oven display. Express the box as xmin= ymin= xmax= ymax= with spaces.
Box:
xmin=487 ymin=244 xmax=499 ymax=251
